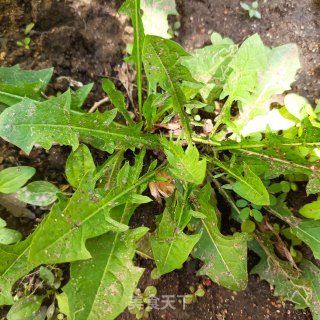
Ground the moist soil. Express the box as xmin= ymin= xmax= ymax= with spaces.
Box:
xmin=0 ymin=0 xmax=319 ymax=319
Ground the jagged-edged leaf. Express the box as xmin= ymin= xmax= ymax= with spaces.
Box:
xmin=62 ymin=228 xmax=148 ymax=320
xmin=0 ymin=91 xmax=159 ymax=154
xmin=163 ymin=139 xmax=206 ymax=185
xmin=102 ymin=79 xmax=134 ymax=125
xmin=15 ymin=181 xmax=59 ymax=206
xmin=238 ymin=44 xmax=300 ymax=128
xmin=7 ymin=295 xmax=45 ymax=320
xmin=143 ymin=35 xmax=196 ymax=141
xmin=70 ymin=83 xmax=94 ymax=111
xmin=0 ymin=65 xmax=53 ymax=107
xmin=181 ymin=34 xmax=236 ymax=101
xmin=141 ymin=0 xmax=178 ymax=38
xmin=66 ymin=144 xmax=96 ymax=189
xmin=301 ymin=260 xmax=320 ymax=320
xmin=250 ymin=233 xmax=312 ymax=309
xmin=0 ymin=235 xmax=38 ymax=305
xmin=151 ymin=206 xmax=200 ymax=275
xmin=0 ymin=166 xmax=35 ymax=194
xmin=192 ymin=184 xmax=248 ymax=291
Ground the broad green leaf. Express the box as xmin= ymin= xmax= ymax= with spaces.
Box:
xmin=0 ymin=235 xmax=38 ymax=305
xmin=143 ymin=35 xmax=196 ymax=141
xmin=0 ymin=228 xmax=22 ymax=245
xmin=0 ymin=166 xmax=35 ymax=194
xmin=250 ymin=233 xmax=312 ymax=309
xmin=102 ymin=79 xmax=135 ymax=126
xmin=62 ymin=228 xmax=148 ymax=320
xmin=151 ymin=207 xmax=201 ymax=275
xmin=70 ymin=83 xmax=94 ymax=111
xmin=119 ymin=0 xmax=144 ymax=111
xmin=7 ymin=295 xmax=44 ymax=320
xmin=301 ymin=260 xmax=320 ymax=320
xmin=0 ymin=65 xmax=53 ymax=107
xmin=141 ymin=0 xmax=178 ymax=38
xmin=237 ymin=44 xmax=300 ymax=128
xmin=192 ymin=184 xmax=248 ymax=291
xmin=66 ymin=144 xmax=96 ymax=188
xmin=163 ymin=139 xmax=206 ymax=185
xmin=15 ymin=181 xmax=59 ymax=206
xmin=299 ymin=200 xmax=320 ymax=220
xmin=0 ymin=92 xmax=159 ymax=154
xmin=232 ymin=163 xmax=270 ymax=205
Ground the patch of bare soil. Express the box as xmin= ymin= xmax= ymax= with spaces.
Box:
xmin=0 ymin=0 xmax=318 ymax=319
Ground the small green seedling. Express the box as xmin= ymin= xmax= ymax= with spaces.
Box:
xmin=240 ymin=1 xmax=261 ymax=19
xmin=183 ymin=284 xmax=205 ymax=305
xmin=16 ymin=22 xmax=35 ymax=49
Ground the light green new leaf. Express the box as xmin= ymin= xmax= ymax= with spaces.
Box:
xmin=151 ymin=207 xmax=201 ymax=275
xmin=143 ymin=35 xmax=196 ymax=141
xmin=70 ymin=83 xmax=94 ymax=111
xmin=15 ymin=181 xmax=59 ymax=206
xmin=250 ymin=233 xmax=312 ymax=309
xmin=192 ymin=184 xmax=248 ymax=291
xmin=0 ymin=235 xmax=38 ymax=305
xmin=301 ymin=260 xmax=320 ymax=320
xmin=0 ymin=91 xmax=159 ymax=154
xmin=232 ymin=163 xmax=270 ymax=206
xmin=66 ymin=144 xmax=96 ymax=189
xmin=163 ymin=139 xmax=206 ymax=185
xmin=0 ymin=228 xmax=22 ymax=245
xmin=0 ymin=166 xmax=35 ymax=194
xmin=141 ymin=0 xmax=178 ymax=38
xmin=299 ymin=200 xmax=320 ymax=220
xmin=102 ymin=79 xmax=134 ymax=126
xmin=0 ymin=65 xmax=53 ymax=107
xmin=7 ymin=295 xmax=45 ymax=320
xmin=62 ymin=228 xmax=148 ymax=320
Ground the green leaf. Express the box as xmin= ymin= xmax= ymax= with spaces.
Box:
xmin=192 ymin=184 xmax=248 ymax=291
xmin=143 ymin=35 xmax=196 ymax=141
xmin=24 ymin=22 xmax=35 ymax=35
xmin=0 ymin=65 xmax=53 ymax=107
xmin=70 ymin=83 xmax=94 ymax=111
xmin=301 ymin=260 xmax=320 ymax=320
xmin=141 ymin=0 xmax=178 ymax=38
xmin=102 ymin=79 xmax=135 ymax=126
xmin=7 ymin=295 xmax=44 ymax=320
xmin=66 ymin=144 xmax=96 ymax=188
xmin=0 ymin=166 xmax=35 ymax=194
xmin=151 ymin=207 xmax=201 ymax=275
xmin=299 ymin=200 xmax=320 ymax=220
xmin=163 ymin=139 xmax=206 ymax=185
xmin=0 ymin=92 xmax=159 ymax=154
xmin=0 ymin=235 xmax=38 ymax=305
xmin=250 ymin=233 xmax=312 ymax=309
xmin=15 ymin=181 xmax=59 ymax=206
xmin=306 ymin=171 xmax=320 ymax=195
xmin=62 ymin=228 xmax=148 ymax=320
xmin=0 ymin=228 xmax=22 ymax=245
xmin=39 ymin=266 xmax=55 ymax=287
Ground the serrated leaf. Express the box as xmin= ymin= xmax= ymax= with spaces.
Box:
xmin=102 ymin=79 xmax=134 ymax=125
xmin=0 ymin=65 xmax=53 ymax=107
xmin=62 ymin=228 xmax=148 ymax=320
xmin=7 ymin=295 xmax=45 ymax=320
xmin=143 ymin=35 xmax=196 ymax=141
xmin=0 ymin=166 xmax=35 ymax=194
xmin=66 ymin=144 xmax=96 ymax=188
xmin=192 ymin=184 xmax=248 ymax=290
xmin=15 ymin=181 xmax=59 ymax=206
xmin=163 ymin=139 xmax=206 ymax=185
xmin=0 ymin=91 xmax=159 ymax=154
xmin=301 ymin=260 xmax=320 ymax=320
xmin=141 ymin=0 xmax=178 ymax=38
xmin=250 ymin=233 xmax=312 ymax=309
xmin=0 ymin=235 xmax=38 ymax=305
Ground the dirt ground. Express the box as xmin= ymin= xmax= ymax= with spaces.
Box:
xmin=0 ymin=0 xmax=319 ymax=319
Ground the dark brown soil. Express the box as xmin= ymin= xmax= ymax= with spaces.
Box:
xmin=1 ymin=0 xmax=319 ymax=319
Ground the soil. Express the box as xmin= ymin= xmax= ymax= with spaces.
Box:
xmin=0 ymin=0 xmax=319 ymax=319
